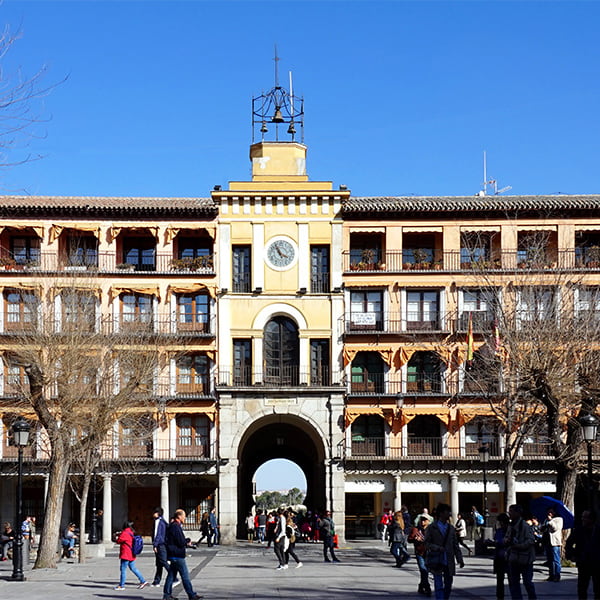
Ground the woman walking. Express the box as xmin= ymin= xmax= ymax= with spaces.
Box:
xmin=114 ymin=521 xmax=149 ymax=591
xmin=284 ymin=515 xmax=303 ymax=568
xmin=491 ymin=513 xmax=511 ymax=599
xmin=389 ymin=511 xmax=410 ymax=567
xmin=455 ymin=513 xmax=472 ymax=555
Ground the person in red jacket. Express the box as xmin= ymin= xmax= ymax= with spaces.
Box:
xmin=114 ymin=521 xmax=149 ymax=591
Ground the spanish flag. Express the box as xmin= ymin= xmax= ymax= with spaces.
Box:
xmin=466 ymin=312 xmax=474 ymax=370
xmin=492 ymin=319 xmax=501 ymax=356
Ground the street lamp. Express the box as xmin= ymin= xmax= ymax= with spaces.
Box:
xmin=579 ymin=413 xmax=599 ymax=511
xmin=89 ymin=470 xmax=98 ymax=544
xmin=11 ymin=417 xmax=31 ymax=582
xmin=478 ymin=443 xmax=490 ymax=529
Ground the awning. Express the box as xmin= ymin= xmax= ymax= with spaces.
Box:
xmin=164 ymin=225 xmax=216 ymax=244
xmin=50 ymin=285 xmax=102 ymax=300
xmin=109 ymin=285 xmax=161 ymax=302
xmin=349 ymin=227 xmax=386 ymax=234
xmin=399 ymin=407 xmax=451 ymax=428
xmin=460 ymin=226 xmax=501 ymax=233
xmin=49 ymin=224 xmax=100 ymax=244
xmin=343 ymin=346 xmax=394 ymax=367
xmin=164 ymin=404 xmax=217 ymax=421
xmin=574 ymin=225 xmax=600 ymax=232
xmin=0 ymin=224 xmax=44 ymax=239
xmin=403 ymin=226 xmax=443 ymax=233
xmin=516 ymin=225 xmax=557 ymax=232
xmin=345 ymin=406 xmax=394 ymax=428
xmin=166 ymin=283 xmax=217 ymax=298
xmin=107 ymin=225 xmax=159 ymax=243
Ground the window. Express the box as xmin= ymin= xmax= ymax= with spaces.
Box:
xmin=176 ymin=294 xmax=210 ymax=333
xmin=176 ymin=354 xmax=209 ymax=395
xmin=5 ymin=290 xmax=38 ymax=331
xmin=233 ymin=339 xmax=252 ymax=385
xmin=121 ymin=293 xmax=153 ymax=331
xmin=351 ymin=352 xmax=384 ymax=393
xmin=575 ymin=232 xmax=600 ymax=266
xmin=61 ymin=291 xmax=96 ymax=332
xmin=176 ymin=415 xmax=210 ymax=457
xmin=517 ymin=231 xmax=553 ymax=267
xmin=4 ymin=362 xmax=28 ymax=396
xmin=310 ymin=245 xmax=330 ymax=293
xmin=577 ymin=287 xmax=600 ymax=322
xmin=517 ymin=287 xmax=558 ymax=326
xmin=232 ymin=245 xmax=251 ymax=292
xmin=460 ymin=289 xmax=496 ymax=330
xmin=310 ymin=339 xmax=330 ymax=385
xmin=349 ymin=234 xmax=383 ymax=269
xmin=11 ymin=236 xmax=40 ymax=266
xmin=465 ymin=417 xmax=500 ymax=456
xmin=119 ymin=416 xmax=154 ymax=458
xmin=406 ymin=351 xmax=443 ymax=393
xmin=406 ymin=415 xmax=444 ymax=456
xmin=123 ymin=237 xmax=156 ymax=271
xmin=175 ymin=237 xmax=213 ymax=270
xmin=264 ymin=317 xmax=299 ymax=385
xmin=67 ymin=234 xmax=98 ymax=267
xmin=351 ymin=415 xmax=385 ymax=456
xmin=350 ymin=290 xmax=383 ymax=330
xmin=406 ymin=291 xmax=439 ymax=330
xmin=402 ymin=233 xmax=439 ymax=268
xmin=460 ymin=232 xmax=496 ymax=266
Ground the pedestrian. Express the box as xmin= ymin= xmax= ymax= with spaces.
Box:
xmin=209 ymin=507 xmax=220 ymax=546
xmin=415 ymin=507 xmax=434 ymax=527
xmin=424 ymin=503 xmax=464 ymax=600
xmin=491 ymin=513 xmax=511 ymax=600
xmin=319 ymin=509 xmax=340 ymax=563
xmin=389 ymin=511 xmax=410 ymax=567
xmin=245 ymin=511 xmax=255 ymax=542
xmin=29 ymin=516 xmax=37 ymax=549
xmin=565 ymin=510 xmax=600 ymax=599
xmin=266 ymin=511 xmax=277 ymax=547
xmin=152 ymin=507 xmax=179 ymax=588
xmin=162 ymin=509 xmax=201 ymax=600
xmin=542 ymin=508 xmax=563 ymax=582
xmin=378 ymin=509 xmax=393 ymax=542
xmin=61 ymin=522 xmax=77 ymax=559
xmin=256 ymin=509 xmax=267 ymax=543
xmin=409 ymin=515 xmax=432 ymax=597
xmin=197 ymin=511 xmax=210 ymax=546
xmin=504 ymin=504 xmax=536 ymax=600
xmin=401 ymin=505 xmax=413 ymax=535
xmin=471 ymin=506 xmax=484 ymax=540
xmin=284 ymin=514 xmax=303 ymax=568
xmin=273 ymin=508 xmax=288 ymax=570
xmin=114 ymin=520 xmax=149 ymax=591
xmin=1 ymin=522 xmax=15 ymax=561
xmin=455 ymin=513 xmax=472 ymax=555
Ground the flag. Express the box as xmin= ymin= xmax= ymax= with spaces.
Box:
xmin=466 ymin=312 xmax=474 ymax=370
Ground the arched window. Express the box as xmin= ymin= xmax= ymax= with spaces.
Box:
xmin=264 ymin=316 xmax=299 ymax=385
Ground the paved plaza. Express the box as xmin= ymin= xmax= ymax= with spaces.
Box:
xmin=0 ymin=540 xmax=582 ymax=599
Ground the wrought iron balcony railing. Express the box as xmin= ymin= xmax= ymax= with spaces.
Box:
xmin=216 ymin=365 xmax=342 ymax=388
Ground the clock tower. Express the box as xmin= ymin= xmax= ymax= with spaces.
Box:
xmin=213 ymin=57 xmax=349 ymax=543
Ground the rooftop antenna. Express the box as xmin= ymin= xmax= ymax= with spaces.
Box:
xmin=478 ymin=151 xmax=512 ymax=196
xmin=273 ymin=44 xmax=280 ymax=88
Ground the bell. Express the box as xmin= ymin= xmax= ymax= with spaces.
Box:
xmin=260 ymin=121 xmax=268 ymax=133
xmin=287 ymin=121 xmax=296 ymax=135
xmin=271 ymin=107 xmax=284 ymax=123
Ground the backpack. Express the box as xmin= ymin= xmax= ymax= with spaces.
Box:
xmin=132 ymin=534 xmax=144 ymax=556
xmin=475 ymin=513 xmax=484 ymax=526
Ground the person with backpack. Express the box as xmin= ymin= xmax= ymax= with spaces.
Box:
xmin=318 ymin=510 xmax=340 ymax=563
xmin=471 ymin=506 xmax=485 ymax=540
xmin=114 ymin=520 xmax=149 ymax=591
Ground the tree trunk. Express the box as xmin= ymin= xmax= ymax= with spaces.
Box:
xmin=505 ymin=461 xmax=517 ymax=510
xmin=78 ymin=472 xmax=92 ymax=563
xmin=34 ymin=453 xmax=70 ymax=569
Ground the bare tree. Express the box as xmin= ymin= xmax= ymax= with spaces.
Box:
xmin=5 ymin=276 xmax=169 ymax=568
xmin=462 ymin=230 xmax=600 ymax=512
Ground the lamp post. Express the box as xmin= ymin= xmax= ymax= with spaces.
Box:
xmin=11 ymin=417 xmax=31 ymax=582
xmin=89 ymin=470 xmax=98 ymax=544
xmin=579 ymin=413 xmax=599 ymax=512
xmin=478 ymin=443 xmax=490 ymax=528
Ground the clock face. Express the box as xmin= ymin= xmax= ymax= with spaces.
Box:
xmin=266 ymin=238 xmax=296 ymax=269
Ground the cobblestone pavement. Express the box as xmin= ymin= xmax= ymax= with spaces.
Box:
xmin=0 ymin=540 xmax=581 ymax=599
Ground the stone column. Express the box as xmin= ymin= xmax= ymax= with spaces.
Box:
xmin=102 ymin=474 xmax=113 ymax=544
xmin=218 ymin=458 xmax=239 ymax=544
xmin=160 ymin=474 xmax=170 ymax=518
xmin=449 ymin=473 xmax=459 ymax=522
xmin=394 ymin=474 xmax=402 ymax=512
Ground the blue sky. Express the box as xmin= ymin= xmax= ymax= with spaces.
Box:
xmin=0 ymin=0 xmax=599 ymax=199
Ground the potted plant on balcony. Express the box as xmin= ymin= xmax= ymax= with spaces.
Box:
xmin=0 ymin=256 xmax=17 ymax=270
xmin=116 ymin=262 xmax=135 ymax=271
xmin=586 ymin=246 xmax=600 ymax=268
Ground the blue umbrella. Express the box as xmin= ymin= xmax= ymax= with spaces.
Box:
xmin=529 ymin=496 xmax=575 ymax=529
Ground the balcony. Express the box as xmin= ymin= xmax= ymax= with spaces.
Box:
xmin=216 ymin=365 xmax=342 ymax=388
xmin=0 ymin=252 xmax=216 ymax=275
xmin=348 ymin=374 xmax=454 ymax=396
xmin=341 ymin=311 xmax=454 ymax=336
xmin=351 ymin=436 xmax=385 ymax=457
xmin=457 ymin=311 xmax=495 ymax=332
xmin=102 ymin=438 xmax=215 ymax=461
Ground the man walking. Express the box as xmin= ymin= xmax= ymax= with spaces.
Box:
xmin=566 ymin=510 xmax=600 ymax=599
xmin=273 ymin=508 xmax=287 ymax=570
xmin=151 ymin=507 xmax=178 ymax=588
xmin=209 ymin=507 xmax=220 ymax=546
xmin=319 ymin=510 xmax=340 ymax=563
xmin=163 ymin=509 xmax=201 ymax=600
xmin=505 ymin=504 xmax=537 ymax=600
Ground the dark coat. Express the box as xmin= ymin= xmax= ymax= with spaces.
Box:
xmin=424 ymin=520 xmax=463 ymax=576
xmin=166 ymin=519 xmax=187 ymax=559
xmin=152 ymin=517 xmax=167 ymax=547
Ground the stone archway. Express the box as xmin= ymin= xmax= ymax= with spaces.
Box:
xmin=236 ymin=414 xmax=327 ymax=537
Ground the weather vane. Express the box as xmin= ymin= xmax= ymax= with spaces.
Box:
xmin=252 ymin=45 xmax=304 ymax=143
